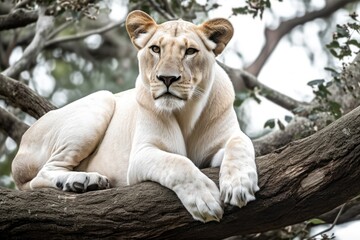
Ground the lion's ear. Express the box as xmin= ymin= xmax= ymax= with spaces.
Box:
xmin=126 ymin=10 xmax=157 ymax=49
xmin=197 ymin=18 xmax=234 ymax=56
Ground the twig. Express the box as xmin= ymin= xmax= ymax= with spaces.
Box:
xmin=45 ymin=20 xmax=124 ymax=48
xmin=307 ymin=203 xmax=347 ymax=239
xmin=13 ymin=0 xmax=32 ymax=10
xmin=2 ymin=6 xmax=53 ymax=78
xmin=218 ymin=61 xmax=307 ymax=112
xmin=161 ymin=0 xmax=176 ymax=18
xmin=245 ymin=0 xmax=358 ymax=76
xmin=47 ymin=19 xmax=75 ymax=40
xmin=148 ymin=0 xmax=174 ymax=20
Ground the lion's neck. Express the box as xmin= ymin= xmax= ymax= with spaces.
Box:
xmin=174 ymin=85 xmax=212 ymax=139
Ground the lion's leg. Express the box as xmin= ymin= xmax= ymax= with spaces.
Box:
xmin=12 ymin=91 xmax=115 ymax=192
xmin=218 ymin=132 xmax=259 ymax=207
xmin=29 ymin=143 xmax=110 ymax=192
xmin=30 ymin=150 xmax=111 ymax=193
xmin=128 ymin=148 xmax=223 ymax=223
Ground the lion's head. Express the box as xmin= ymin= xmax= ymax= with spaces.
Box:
xmin=126 ymin=10 xmax=233 ymax=111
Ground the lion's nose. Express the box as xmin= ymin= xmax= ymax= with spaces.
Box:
xmin=157 ymin=75 xmax=181 ymax=88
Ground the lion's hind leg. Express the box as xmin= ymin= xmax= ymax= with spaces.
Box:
xmin=30 ymin=149 xmax=111 ymax=193
xmin=12 ymin=91 xmax=115 ymax=192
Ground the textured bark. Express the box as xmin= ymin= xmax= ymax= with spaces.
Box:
xmin=1 ymin=105 xmax=360 ymax=239
xmin=319 ymin=198 xmax=360 ymax=224
xmin=0 ymin=74 xmax=56 ymax=119
xmin=0 ymin=9 xmax=38 ymax=31
xmin=253 ymin=116 xmax=315 ymax=156
xmin=2 ymin=7 xmax=54 ymax=79
xmin=0 ymin=108 xmax=29 ymax=144
xmin=245 ymin=48 xmax=360 ymax=156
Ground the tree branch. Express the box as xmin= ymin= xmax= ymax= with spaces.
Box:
xmin=245 ymin=0 xmax=358 ymax=76
xmin=0 ymin=74 xmax=56 ymax=119
xmin=13 ymin=0 xmax=32 ymax=10
xmin=2 ymin=7 xmax=54 ymax=79
xmin=253 ymin=116 xmax=314 ymax=156
xmin=251 ymin=48 xmax=360 ymax=156
xmin=148 ymin=0 xmax=174 ymax=20
xmin=218 ymin=61 xmax=308 ymax=112
xmin=1 ymin=105 xmax=360 ymax=239
xmin=0 ymin=8 xmax=38 ymax=31
xmin=0 ymin=107 xmax=29 ymax=144
xmin=44 ymin=20 xmax=125 ymax=48
xmin=319 ymin=197 xmax=360 ymax=225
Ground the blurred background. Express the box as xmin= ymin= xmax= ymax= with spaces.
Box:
xmin=1 ymin=0 xmax=360 ymax=239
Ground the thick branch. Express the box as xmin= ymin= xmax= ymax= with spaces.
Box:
xmin=0 ymin=107 xmax=29 ymax=144
xmin=253 ymin=116 xmax=314 ymax=156
xmin=245 ymin=0 xmax=358 ymax=76
xmin=0 ymin=74 xmax=56 ymax=119
xmin=0 ymin=8 xmax=38 ymax=31
xmin=251 ymin=47 xmax=360 ymax=156
xmin=1 ymin=105 xmax=360 ymax=239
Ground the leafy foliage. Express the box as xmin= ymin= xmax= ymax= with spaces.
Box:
xmin=306 ymin=11 xmax=360 ymax=121
xmin=232 ymin=0 xmax=282 ymax=19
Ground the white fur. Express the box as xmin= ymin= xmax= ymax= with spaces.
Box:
xmin=12 ymin=12 xmax=259 ymax=223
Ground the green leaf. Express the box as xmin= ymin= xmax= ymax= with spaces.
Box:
xmin=328 ymin=101 xmax=342 ymax=119
xmin=307 ymin=79 xmax=325 ymax=87
xmin=324 ymin=67 xmax=339 ymax=75
xmin=348 ymin=39 xmax=360 ymax=48
xmin=264 ymin=119 xmax=275 ymax=129
xmin=308 ymin=218 xmax=326 ymax=225
xmin=250 ymin=92 xmax=261 ymax=104
xmin=329 ymin=49 xmax=339 ymax=58
xmin=336 ymin=24 xmax=350 ymax=38
xmin=284 ymin=115 xmax=293 ymax=123
xmin=314 ymin=84 xmax=332 ymax=99
xmin=265 ymin=0 xmax=271 ymax=8
xmin=349 ymin=12 xmax=359 ymax=21
xmin=277 ymin=119 xmax=285 ymax=130
xmin=233 ymin=98 xmax=243 ymax=107
xmin=347 ymin=22 xmax=360 ymax=31
xmin=326 ymin=41 xmax=340 ymax=49
xmin=232 ymin=6 xmax=249 ymax=15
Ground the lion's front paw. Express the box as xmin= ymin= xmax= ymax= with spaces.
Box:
xmin=56 ymin=172 xmax=110 ymax=193
xmin=173 ymin=172 xmax=223 ymax=223
xmin=220 ymin=168 xmax=259 ymax=208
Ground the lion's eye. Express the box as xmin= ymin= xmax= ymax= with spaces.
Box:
xmin=150 ymin=45 xmax=160 ymax=54
xmin=185 ymin=48 xmax=198 ymax=55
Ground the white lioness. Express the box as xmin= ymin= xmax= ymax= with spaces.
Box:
xmin=12 ymin=10 xmax=259 ymax=222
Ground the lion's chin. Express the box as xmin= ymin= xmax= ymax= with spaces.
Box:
xmin=154 ymin=95 xmax=186 ymax=112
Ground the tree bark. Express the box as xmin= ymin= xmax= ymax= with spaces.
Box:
xmin=1 ymin=105 xmax=360 ymax=239
xmin=0 ymin=74 xmax=56 ymax=119
xmin=0 ymin=108 xmax=29 ymax=144
xmin=0 ymin=9 xmax=38 ymax=31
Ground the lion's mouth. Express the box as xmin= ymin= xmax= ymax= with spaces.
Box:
xmin=155 ymin=91 xmax=186 ymax=101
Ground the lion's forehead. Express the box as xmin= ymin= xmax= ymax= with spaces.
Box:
xmin=151 ymin=21 xmax=203 ymax=50
xmin=159 ymin=20 xmax=196 ymax=36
